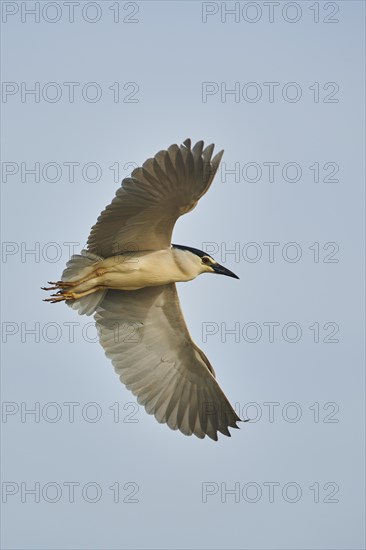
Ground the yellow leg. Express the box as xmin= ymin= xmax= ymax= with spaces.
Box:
xmin=43 ymin=286 xmax=104 ymax=304
xmin=43 ymin=268 xmax=107 ymax=292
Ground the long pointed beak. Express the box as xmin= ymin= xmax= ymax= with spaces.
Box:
xmin=213 ymin=263 xmax=239 ymax=279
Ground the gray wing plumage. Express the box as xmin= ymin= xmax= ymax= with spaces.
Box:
xmin=95 ymin=284 xmax=241 ymax=440
xmin=87 ymin=139 xmax=224 ymax=257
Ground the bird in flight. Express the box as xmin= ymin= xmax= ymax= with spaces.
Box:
xmin=43 ymin=139 xmax=242 ymax=440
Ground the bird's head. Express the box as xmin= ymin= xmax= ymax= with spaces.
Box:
xmin=172 ymin=245 xmax=239 ymax=280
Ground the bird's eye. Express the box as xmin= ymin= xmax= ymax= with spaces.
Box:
xmin=202 ymin=256 xmax=211 ymax=264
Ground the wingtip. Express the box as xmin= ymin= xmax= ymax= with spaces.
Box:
xmin=192 ymin=140 xmax=205 ymax=158
xmin=206 ymin=431 xmax=219 ymax=442
xmin=212 ymin=149 xmax=224 ymax=165
xmin=182 ymin=140 xmax=224 ymax=164
xmin=202 ymin=143 xmax=215 ymax=162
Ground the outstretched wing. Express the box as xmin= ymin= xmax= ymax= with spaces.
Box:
xmin=87 ymin=139 xmax=224 ymax=257
xmin=94 ymin=284 xmax=241 ymax=440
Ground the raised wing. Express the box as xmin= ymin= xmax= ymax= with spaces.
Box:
xmin=87 ymin=139 xmax=224 ymax=257
xmin=94 ymin=284 xmax=241 ymax=440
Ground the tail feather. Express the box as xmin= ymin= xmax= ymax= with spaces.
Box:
xmin=62 ymin=249 xmax=100 ymax=282
xmin=63 ymin=249 xmax=107 ymax=316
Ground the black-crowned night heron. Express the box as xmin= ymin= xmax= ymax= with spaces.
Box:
xmin=43 ymin=139 xmax=242 ymax=440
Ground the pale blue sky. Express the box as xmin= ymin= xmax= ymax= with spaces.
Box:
xmin=1 ymin=1 xmax=365 ymax=549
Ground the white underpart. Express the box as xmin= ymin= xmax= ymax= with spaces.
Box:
xmin=67 ymin=248 xmax=208 ymax=293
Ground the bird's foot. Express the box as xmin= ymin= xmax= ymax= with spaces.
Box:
xmin=41 ymin=280 xmax=76 ymax=292
xmin=42 ymin=280 xmax=75 ymax=290
xmin=43 ymin=290 xmax=76 ymax=303
xmin=42 ymin=285 xmax=102 ymax=303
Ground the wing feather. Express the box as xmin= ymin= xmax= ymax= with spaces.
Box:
xmin=87 ymin=139 xmax=223 ymax=256
xmin=94 ymin=284 xmax=241 ymax=440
